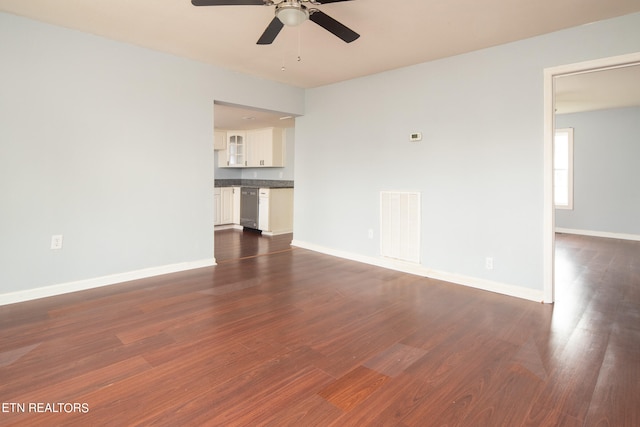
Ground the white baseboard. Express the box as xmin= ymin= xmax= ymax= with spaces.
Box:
xmin=214 ymin=224 xmax=243 ymax=231
xmin=556 ymin=227 xmax=640 ymax=242
xmin=262 ymin=229 xmax=293 ymax=236
xmin=0 ymin=259 xmax=216 ymax=306
xmin=291 ymin=240 xmax=544 ymax=303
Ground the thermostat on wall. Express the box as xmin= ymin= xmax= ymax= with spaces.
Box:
xmin=409 ymin=132 xmax=422 ymax=141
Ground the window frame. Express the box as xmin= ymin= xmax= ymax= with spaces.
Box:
xmin=554 ymin=127 xmax=574 ymax=210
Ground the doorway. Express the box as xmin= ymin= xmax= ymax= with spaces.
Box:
xmin=213 ymin=101 xmax=297 ymax=261
xmin=543 ymin=52 xmax=640 ymax=302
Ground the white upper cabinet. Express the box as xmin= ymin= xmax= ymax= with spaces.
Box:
xmin=247 ymin=127 xmax=284 ymax=167
xmin=214 ymin=130 xmax=227 ymax=151
xmin=218 ymin=131 xmax=246 ymax=168
xmin=218 ymin=128 xmax=284 ymax=168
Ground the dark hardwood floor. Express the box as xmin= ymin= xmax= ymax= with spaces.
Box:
xmin=214 ymin=228 xmax=293 ymax=263
xmin=1 ymin=231 xmax=638 ymax=426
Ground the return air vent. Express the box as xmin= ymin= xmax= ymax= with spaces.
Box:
xmin=380 ymin=191 xmax=421 ymax=263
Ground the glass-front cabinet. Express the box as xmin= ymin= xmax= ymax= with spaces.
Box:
xmin=222 ymin=132 xmax=245 ymax=167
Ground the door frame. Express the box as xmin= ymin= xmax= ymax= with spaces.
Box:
xmin=542 ymin=51 xmax=640 ymax=303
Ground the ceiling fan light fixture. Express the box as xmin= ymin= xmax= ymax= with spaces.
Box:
xmin=276 ymin=3 xmax=309 ymax=26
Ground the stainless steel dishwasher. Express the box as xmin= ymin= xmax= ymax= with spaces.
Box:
xmin=240 ymin=187 xmax=259 ymax=229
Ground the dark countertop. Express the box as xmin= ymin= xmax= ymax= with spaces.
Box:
xmin=214 ymin=179 xmax=294 ymax=189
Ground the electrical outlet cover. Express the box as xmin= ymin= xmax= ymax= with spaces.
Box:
xmin=51 ymin=235 xmax=63 ymax=250
xmin=485 ymin=257 xmax=493 ymax=270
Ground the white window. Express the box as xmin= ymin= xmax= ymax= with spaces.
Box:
xmin=554 ymin=128 xmax=574 ymax=209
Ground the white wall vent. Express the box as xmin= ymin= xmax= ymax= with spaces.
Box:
xmin=380 ymin=191 xmax=421 ymax=263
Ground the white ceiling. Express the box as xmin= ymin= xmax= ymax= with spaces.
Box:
xmin=2 ymin=0 xmax=640 ymax=89
xmin=214 ymin=101 xmax=296 ymax=130
xmin=2 ymin=0 xmax=639 ymax=126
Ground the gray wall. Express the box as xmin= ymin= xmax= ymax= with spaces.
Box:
xmin=293 ymin=13 xmax=640 ymax=293
xmin=0 ymin=12 xmax=303 ymax=298
xmin=556 ymin=106 xmax=640 ymax=235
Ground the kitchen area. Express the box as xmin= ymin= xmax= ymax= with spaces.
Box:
xmin=213 ymin=102 xmax=296 ymax=259
xmin=213 ymin=182 xmax=294 ymax=235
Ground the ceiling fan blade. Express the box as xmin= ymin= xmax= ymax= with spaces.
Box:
xmin=257 ymin=17 xmax=284 ymax=44
xmin=309 ymin=10 xmax=359 ymax=43
xmin=191 ymin=0 xmax=265 ymax=6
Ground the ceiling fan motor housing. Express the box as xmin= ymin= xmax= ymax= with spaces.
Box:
xmin=276 ymin=1 xmax=310 ymax=26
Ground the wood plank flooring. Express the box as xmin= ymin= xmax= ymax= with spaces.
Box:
xmin=1 ymin=231 xmax=638 ymax=426
xmin=214 ymin=228 xmax=293 ymax=263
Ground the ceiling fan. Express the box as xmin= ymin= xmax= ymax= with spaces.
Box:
xmin=191 ymin=0 xmax=360 ymax=45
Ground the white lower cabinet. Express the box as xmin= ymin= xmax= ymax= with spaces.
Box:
xmin=258 ymin=188 xmax=293 ymax=235
xmin=214 ymin=188 xmax=221 ymax=225
xmin=258 ymin=189 xmax=270 ymax=232
xmin=215 ymin=187 xmax=237 ymax=226
xmin=232 ymin=186 xmax=241 ymax=225
xmin=217 ymin=186 xmax=292 ymax=232
xmin=220 ymin=187 xmax=234 ymax=225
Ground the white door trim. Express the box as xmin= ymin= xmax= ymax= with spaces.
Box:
xmin=543 ymin=52 xmax=640 ymax=303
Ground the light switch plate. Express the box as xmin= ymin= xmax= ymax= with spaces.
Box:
xmin=51 ymin=234 xmax=63 ymax=250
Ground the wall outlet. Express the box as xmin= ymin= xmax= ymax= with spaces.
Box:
xmin=485 ymin=257 xmax=493 ymax=270
xmin=368 ymin=229 xmax=374 ymax=239
xmin=410 ymin=132 xmax=422 ymax=141
xmin=51 ymin=235 xmax=63 ymax=250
